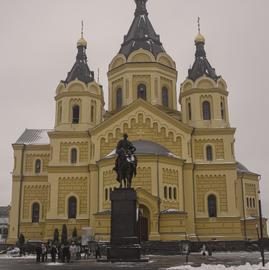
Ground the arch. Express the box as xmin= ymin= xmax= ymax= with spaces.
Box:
xmin=137 ymin=84 xmax=147 ymax=100
xmin=162 ymin=87 xmax=169 ymax=107
xmin=70 ymin=148 xmax=78 ymax=164
xmin=35 ymin=159 xmax=41 ymax=174
xmin=206 ymin=145 xmax=213 ymax=161
xmin=68 ymin=196 xmax=77 ymax=219
xmin=128 ymin=49 xmax=155 ymax=63
xmin=116 ymin=88 xmax=123 ymax=110
xmin=72 ymin=105 xmax=80 ymax=124
xmin=32 ymin=202 xmax=40 ymax=223
xmin=208 ymin=194 xmax=217 ymax=218
xmin=202 ymin=101 xmax=211 ymax=120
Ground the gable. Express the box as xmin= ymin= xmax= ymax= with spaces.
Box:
xmin=91 ymin=100 xmax=191 ymax=160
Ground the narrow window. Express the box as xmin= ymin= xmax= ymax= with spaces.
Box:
xmin=68 ymin=196 xmax=77 ymax=219
xmin=35 ymin=159 xmax=41 ymax=174
xmin=72 ymin=105 xmax=80 ymax=124
xmin=105 ymin=189 xmax=108 ymax=201
xmin=169 ymin=187 xmax=172 ymax=200
xmin=188 ymin=102 xmax=192 ymax=120
xmin=164 ymin=186 xmax=167 ymax=199
xmin=162 ymin=87 xmax=169 ymax=107
xmin=116 ymin=88 xmax=123 ymax=110
xmin=253 ymin=198 xmax=256 ymax=208
xmin=250 ymin=197 xmax=253 ymax=208
xmin=208 ymin=194 xmax=217 ymax=218
xmin=32 ymin=202 xmax=40 ymax=223
xmin=221 ymin=101 xmax=225 ymax=120
xmin=71 ymin=148 xmax=77 ymax=164
xmin=58 ymin=102 xmax=62 ymax=123
xmin=202 ymin=101 xmax=211 ymax=120
xmin=246 ymin=197 xmax=249 ymax=208
xmin=137 ymin=84 xmax=147 ymax=100
xmin=206 ymin=145 xmax=213 ymax=161
xmin=173 ymin=187 xmax=177 ymax=200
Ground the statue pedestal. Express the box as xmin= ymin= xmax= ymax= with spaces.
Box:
xmin=107 ymin=188 xmax=144 ymax=262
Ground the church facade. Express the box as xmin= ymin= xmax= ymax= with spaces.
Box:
xmin=8 ymin=0 xmax=267 ymax=244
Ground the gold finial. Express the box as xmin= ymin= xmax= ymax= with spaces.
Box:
xmin=77 ymin=20 xmax=87 ymax=47
xmin=195 ymin=17 xmax=205 ymax=43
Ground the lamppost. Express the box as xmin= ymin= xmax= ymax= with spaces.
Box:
xmin=258 ymin=190 xmax=265 ymax=267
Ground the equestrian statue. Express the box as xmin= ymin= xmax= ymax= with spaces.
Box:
xmin=113 ymin=133 xmax=137 ymax=188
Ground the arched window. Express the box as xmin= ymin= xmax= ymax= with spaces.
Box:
xmin=32 ymin=202 xmax=40 ymax=223
xmin=246 ymin=197 xmax=249 ymax=208
xmin=68 ymin=196 xmax=77 ymax=219
xmin=169 ymin=187 xmax=172 ymax=200
xmin=72 ymin=105 xmax=80 ymax=124
xmin=208 ymin=194 xmax=217 ymax=218
xmin=164 ymin=186 xmax=167 ymax=199
xmin=202 ymin=101 xmax=211 ymax=120
xmin=137 ymin=84 xmax=147 ymax=100
xmin=206 ymin=145 xmax=213 ymax=161
xmin=250 ymin=197 xmax=253 ymax=208
xmin=173 ymin=187 xmax=177 ymax=200
xmin=221 ymin=101 xmax=225 ymax=120
xmin=71 ymin=148 xmax=77 ymax=164
xmin=58 ymin=102 xmax=62 ymax=123
xmin=35 ymin=159 xmax=41 ymax=174
xmin=188 ymin=102 xmax=192 ymax=120
xmin=116 ymin=88 xmax=123 ymax=110
xmin=162 ymin=87 xmax=169 ymax=107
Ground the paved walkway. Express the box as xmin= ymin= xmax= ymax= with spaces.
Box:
xmin=0 ymin=252 xmax=268 ymax=270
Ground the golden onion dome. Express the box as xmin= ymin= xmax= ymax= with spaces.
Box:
xmin=195 ymin=33 xmax=205 ymax=43
xmin=77 ymin=37 xmax=87 ymax=47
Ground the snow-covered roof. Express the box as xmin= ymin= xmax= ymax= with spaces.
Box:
xmin=15 ymin=129 xmax=51 ymax=145
xmin=105 ymin=140 xmax=179 ymax=159
xmin=236 ymin=162 xmax=255 ymax=174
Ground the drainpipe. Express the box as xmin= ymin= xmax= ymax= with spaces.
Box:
xmin=240 ymin=172 xmax=247 ymax=240
xmin=190 ymin=128 xmax=196 ymax=241
xmin=157 ymin=155 xmax=160 ymax=234
xmin=18 ymin=144 xmax=25 ymax=239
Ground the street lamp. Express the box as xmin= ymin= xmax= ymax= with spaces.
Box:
xmin=258 ymin=190 xmax=265 ymax=267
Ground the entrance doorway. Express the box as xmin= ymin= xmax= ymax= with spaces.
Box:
xmin=137 ymin=204 xmax=150 ymax=242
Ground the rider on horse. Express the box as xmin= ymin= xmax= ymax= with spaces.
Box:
xmin=113 ymin=133 xmax=137 ymax=181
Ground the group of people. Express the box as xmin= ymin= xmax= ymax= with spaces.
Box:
xmin=35 ymin=242 xmax=102 ymax=263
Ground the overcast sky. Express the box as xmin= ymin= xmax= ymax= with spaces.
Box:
xmin=0 ymin=0 xmax=268 ymax=224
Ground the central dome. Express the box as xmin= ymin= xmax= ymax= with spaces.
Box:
xmin=105 ymin=140 xmax=178 ymax=158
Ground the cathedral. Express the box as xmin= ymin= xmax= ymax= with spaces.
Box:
xmin=8 ymin=0 xmax=267 ymax=244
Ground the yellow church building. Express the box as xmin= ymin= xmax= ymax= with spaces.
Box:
xmin=8 ymin=0 xmax=267 ymax=244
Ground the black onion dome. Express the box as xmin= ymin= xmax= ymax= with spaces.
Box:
xmin=63 ymin=37 xmax=94 ymax=85
xmin=119 ymin=0 xmax=165 ymax=58
xmin=187 ymin=35 xmax=220 ymax=82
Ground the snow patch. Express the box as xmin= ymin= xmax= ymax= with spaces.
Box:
xmin=166 ymin=262 xmax=269 ymax=270
xmin=45 ymin=262 xmax=65 ymax=266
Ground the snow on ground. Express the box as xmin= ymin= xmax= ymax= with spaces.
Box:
xmin=0 ymin=254 xmax=36 ymax=259
xmin=167 ymin=262 xmax=269 ymax=270
xmin=45 ymin=262 xmax=64 ymax=266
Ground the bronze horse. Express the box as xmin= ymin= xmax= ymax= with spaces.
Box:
xmin=116 ymin=148 xmax=136 ymax=188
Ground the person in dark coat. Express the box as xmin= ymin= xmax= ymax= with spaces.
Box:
xmin=51 ymin=244 xmax=57 ymax=263
xmin=36 ymin=244 xmax=42 ymax=263
xmin=95 ymin=243 xmax=101 ymax=259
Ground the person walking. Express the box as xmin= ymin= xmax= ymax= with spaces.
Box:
xmin=36 ymin=244 xmax=42 ymax=263
xmin=51 ymin=244 xmax=57 ymax=263
xmin=95 ymin=243 xmax=101 ymax=260
xmin=41 ymin=243 xmax=47 ymax=262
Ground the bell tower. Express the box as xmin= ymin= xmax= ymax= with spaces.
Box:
xmin=54 ymin=25 xmax=104 ymax=132
xmin=180 ymin=20 xmax=230 ymax=128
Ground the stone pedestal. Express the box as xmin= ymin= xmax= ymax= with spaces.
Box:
xmin=107 ymin=188 xmax=142 ymax=262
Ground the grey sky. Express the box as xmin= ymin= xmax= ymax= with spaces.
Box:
xmin=0 ymin=0 xmax=268 ymax=224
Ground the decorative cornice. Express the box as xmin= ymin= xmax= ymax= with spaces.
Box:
xmin=48 ymin=131 xmax=89 ymax=139
xmin=193 ymin=128 xmax=236 ymax=136
xmin=47 ymin=165 xmax=90 ymax=173
xmin=194 ymin=163 xmax=237 ymax=171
